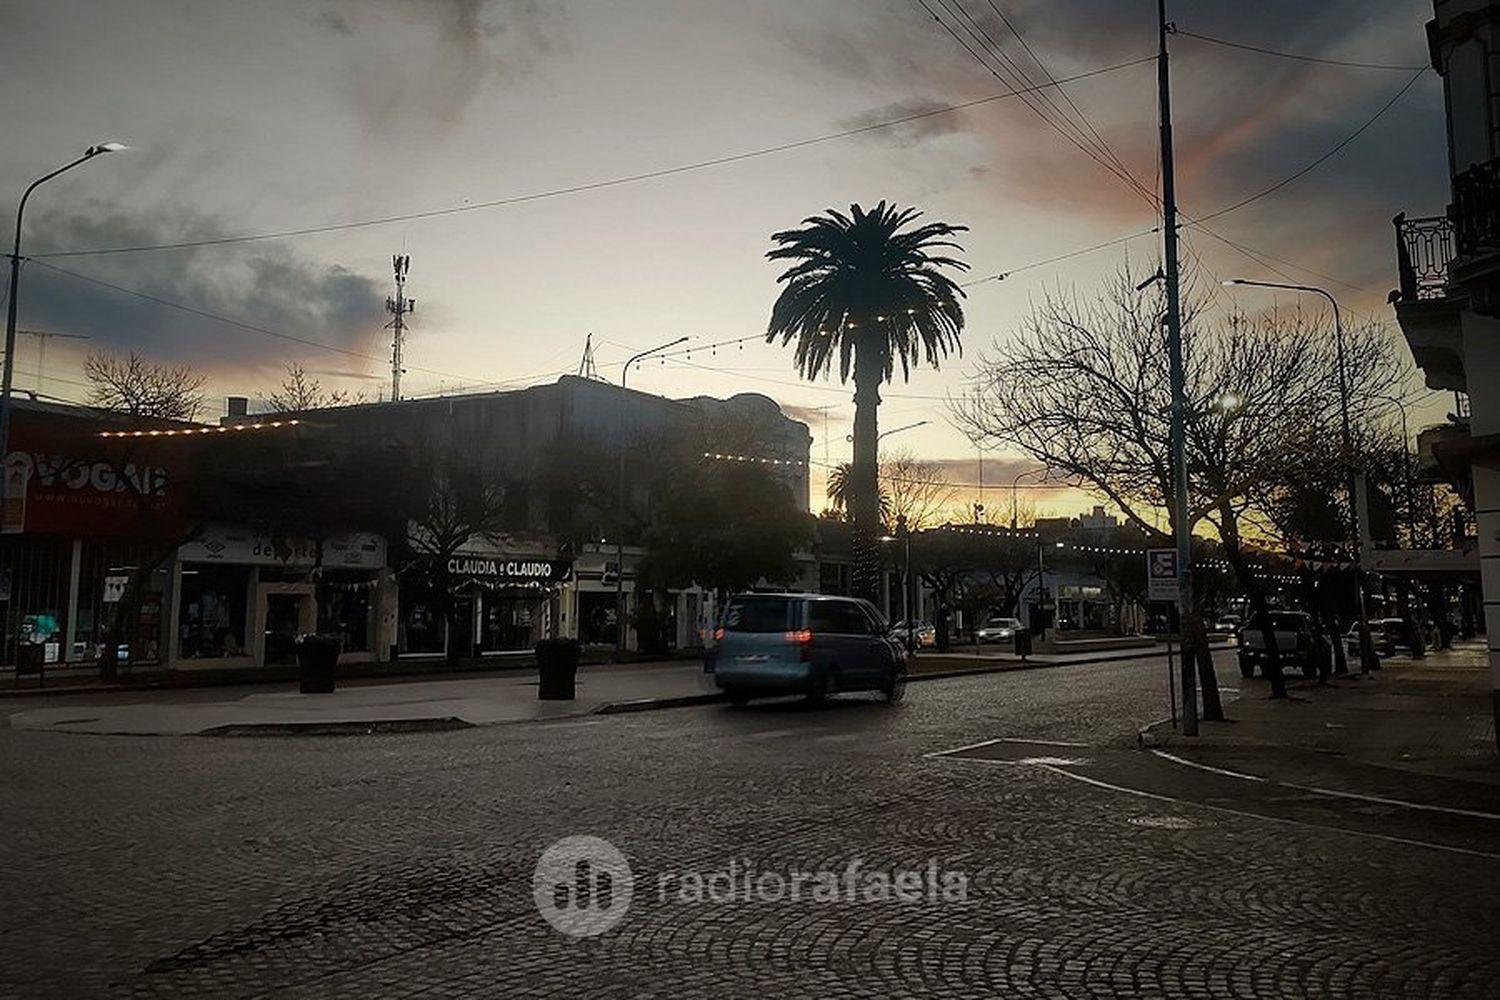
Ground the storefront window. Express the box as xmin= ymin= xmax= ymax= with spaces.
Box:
xmin=398 ymin=581 xmax=446 ymax=655
xmin=319 ymin=576 xmax=373 ymax=652
xmin=481 ymin=594 xmax=542 ymax=651
xmin=177 ymin=563 xmax=248 ymax=658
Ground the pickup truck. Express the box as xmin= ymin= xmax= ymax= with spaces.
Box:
xmin=1237 ymin=611 xmax=1315 ymax=679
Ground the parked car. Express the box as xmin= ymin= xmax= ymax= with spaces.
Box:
xmin=1344 ymin=618 xmax=1410 ymax=658
xmin=712 ymin=593 xmax=906 ymax=706
xmin=1237 ymin=611 xmax=1315 ymax=679
xmin=975 ymin=616 xmax=1024 ymax=644
xmin=888 ymin=620 xmax=937 ymax=649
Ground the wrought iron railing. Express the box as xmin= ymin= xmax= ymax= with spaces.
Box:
xmin=1394 ymin=212 xmax=1455 ymax=300
xmin=1452 ymin=157 xmax=1500 ymax=257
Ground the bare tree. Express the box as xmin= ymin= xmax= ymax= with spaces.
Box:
xmin=882 ymin=449 xmax=960 ymax=531
xmin=84 ymin=352 xmax=206 ymax=421
xmin=267 ymin=362 xmax=350 ymax=412
xmin=953 ymin=265 xmax=1405 ymax=703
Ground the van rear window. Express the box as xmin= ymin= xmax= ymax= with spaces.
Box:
xmin=723 ymin=597 xmax=794 ymax=633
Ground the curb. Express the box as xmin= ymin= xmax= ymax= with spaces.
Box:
xmin=592 ymin=693 xmax=726 ymax=715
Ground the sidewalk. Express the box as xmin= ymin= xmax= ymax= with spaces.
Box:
xmin=3 ymin=662 xmax=722 ymax=736
xmin=1143 ymin=643 xmax=1499 ymax=786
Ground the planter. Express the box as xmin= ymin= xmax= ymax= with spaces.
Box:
xmin=296 ymin=634 xmax=342 ymax=694
xmin=536 ymin=637 xmax=581 ymax=700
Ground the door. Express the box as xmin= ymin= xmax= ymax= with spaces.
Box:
xmin=264 ymin=593 xmax=303 ymax=666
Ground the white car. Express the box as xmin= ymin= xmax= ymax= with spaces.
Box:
xmin=975 ymin=617 xmax=1024 ymax=644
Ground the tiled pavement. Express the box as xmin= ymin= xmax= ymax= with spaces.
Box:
xmin=3 ymin=650 xmax=1497 ymax=998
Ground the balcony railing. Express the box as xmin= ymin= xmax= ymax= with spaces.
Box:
xmin=1452 ymin=157 xmax=1500 ymax=257
xmin=1394 ymin=212 xmax=1455 ymax=300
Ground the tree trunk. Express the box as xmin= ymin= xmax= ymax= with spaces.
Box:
xmin=849 ymin=337 xmax=882 ymax=602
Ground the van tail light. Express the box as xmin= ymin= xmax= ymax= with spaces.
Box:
xmin=785 ymin=629 xmax=814 ymax=661
xmin=713 ymin=627 xmax=724 ymax=642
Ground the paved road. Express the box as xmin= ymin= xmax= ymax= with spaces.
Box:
xmin=3 ymin=651 xmax=1496 ymax=998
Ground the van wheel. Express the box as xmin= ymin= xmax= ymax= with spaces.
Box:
xmin=879 ymin=668 xmax=906 ymax=704
xmin=807 ymin=669 xmax=836 ymax=703
xmin=1238 ymin=656 xmax=1255 ymax=679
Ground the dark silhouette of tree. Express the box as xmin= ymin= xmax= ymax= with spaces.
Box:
xmin=766 ymin=201 xmax=967 ymax=601
xmin=955 ymin=265 xmax=1405 ymax=705
xmin=84 ymin=352 xmax=206 ymax=421
xmin=267 ymin=362 xmax=351 ymax=412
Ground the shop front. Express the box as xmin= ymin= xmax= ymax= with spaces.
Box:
xmin=397 ymin=551 xmax=571 ymax=658
xmin=170 ymin=525 xmax=386 ymax=669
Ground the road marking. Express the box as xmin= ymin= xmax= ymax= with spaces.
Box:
xmin=924 ymin=736 xmax=1089 ymax=759
xmin=1032 ymin=762 xmax=1500 ymax=861
xmin=1148 ymin=749 xmax=1500 ymax=820
xmin=1149 ymin=749 xmax=1267 ymax=782
xmin=923 ymin=738 xmax=1003 ymax=758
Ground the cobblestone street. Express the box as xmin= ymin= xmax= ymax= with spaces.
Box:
xmin=4 ymin=652 xmax=1497 ymax=998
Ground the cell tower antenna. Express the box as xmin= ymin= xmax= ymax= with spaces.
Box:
xmin=577 ymin=332 xmax=600 ymax=379
xmin=386 ymin=255 xmax=414 ymax=401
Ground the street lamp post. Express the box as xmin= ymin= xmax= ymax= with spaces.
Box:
xmin=1036 ymin=540 xmax=1065 ymax=637
xmin=613 ymin=336 xmax=689 ymax=659
xmin=2 ymin=142 xmax=125 ymax=500
xmin=1223 ymin=277 xmax=1380 ymax=673
xmin=1011 ymin=468 xmax=1045 ymax=529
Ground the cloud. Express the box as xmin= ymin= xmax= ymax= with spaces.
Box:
xmin=19 ymin=202 xmax=387 ymax=378
xmin=323 ymin=0 xmax=567 ymax=129
xmin=840 ymin=98 xmax=971 ymax=147
xmin=778 ymin=401 xmax=846 ymax=426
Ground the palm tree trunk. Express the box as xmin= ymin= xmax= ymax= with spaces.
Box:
xmin=849 ymin=338 xmax=882 ymax=602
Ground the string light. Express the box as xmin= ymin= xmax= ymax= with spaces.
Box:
xmin=98 ymin=419 xmax=301 ymax=439
xmin=702 ymin=451 xmax=806 ymax=468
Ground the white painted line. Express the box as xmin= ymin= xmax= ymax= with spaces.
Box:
xmin=928 ymin=754 xmax=1500 ymax=861
xmin=999 ymin=737 xmax=1092 ymax=748
xmin=1149 ymin=749 xmax=1268 ymax=782
xmin=923 ymin=737 xmax=1004 ymax=758
xmin=923 ymin=736 xmax=1088 ymax=759
xmin=1035 ymin=763 xmax=1500 ymax=861
xmin=1148 ymin=749 xmax=1500 ymax=820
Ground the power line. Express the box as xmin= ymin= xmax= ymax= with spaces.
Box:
xmin=26 ymin=257 xmax=479 ymax=383
xmin=917 ymin=0 xmax=1158 ymax=208
xmin=1192 ymin=68 xmax=1429 ymax=225
xmin=960 ymin=227 xmax=1159 ymax=286
xmin=1173 ymin=28 xmax=1428 ymax=72
xmin=35 ymin=56 xmax=1155 ymax=261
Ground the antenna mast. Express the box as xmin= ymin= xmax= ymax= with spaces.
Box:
xmin=386 ymin=255 xmax=414 ymax=401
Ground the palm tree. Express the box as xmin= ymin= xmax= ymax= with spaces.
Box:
xmin=826 ymin=461 xmax=891 ymax=526
xmin=766 ymin=202 xmax=967 ymax=599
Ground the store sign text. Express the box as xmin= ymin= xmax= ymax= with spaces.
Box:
xmin=447 ymin=557 xmax=571 ymax=582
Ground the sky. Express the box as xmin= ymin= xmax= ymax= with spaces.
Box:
xmin=0 ymin=0 xmax=1453 ymax=519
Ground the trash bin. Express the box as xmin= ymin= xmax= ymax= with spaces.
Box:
xmin=1013 ymin=630 xmax=1033 ymax=659
xmin=295 ymin=634 xmax=342 ymax=694
xmin=536 ymin=637 xmax=581 ymax=700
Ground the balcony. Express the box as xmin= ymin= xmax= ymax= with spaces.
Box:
xmin=1392 ymin=213 xmax=1467 ymax=391
xmin=1394 ymin=213 xmax=1455 ymax=301
xmin=1448 ymin=157 xmax=1500 ymax=314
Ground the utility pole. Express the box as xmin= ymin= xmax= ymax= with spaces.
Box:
xmin=386 ymin=255 xmax=413 ymax=402
xmin=1159 ymin=0 xmax=1197 ymax=735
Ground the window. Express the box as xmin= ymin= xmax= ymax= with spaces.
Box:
xmin=177 ymin=564 xmax=248 ymax=659
xmin=723 ymin=597 xmax=793 ymax=633
xmin=808 ymin=600 xmax=868 ymax=635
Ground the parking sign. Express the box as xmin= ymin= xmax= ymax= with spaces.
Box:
xmin=1147 ymin=549 xmax=1179 ymax=602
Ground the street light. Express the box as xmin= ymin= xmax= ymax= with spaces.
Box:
xmin=613 ymin=336 xmax=689 ymax=658
xmin=1222 ymin=277 xmax=1379 ymax=673
xmin=1011 ymin=468 xmax=1046 ymax=529
xmin=1036 ymin=539 xmax=1066 ymax=637
xmin=1 ymin=141 xmax=126 ymax=501
xmin=880 ymin=514 xmax=915 ymax=653
xmin=847 ymin=419 xmax=929 ymax=447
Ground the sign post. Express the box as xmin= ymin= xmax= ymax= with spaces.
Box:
xmin=1148 ymin=549 xmax=1181 ymax=727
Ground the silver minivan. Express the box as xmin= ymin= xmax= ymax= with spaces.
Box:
xmin=711 ymin=593 xmax=907 ymax=705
